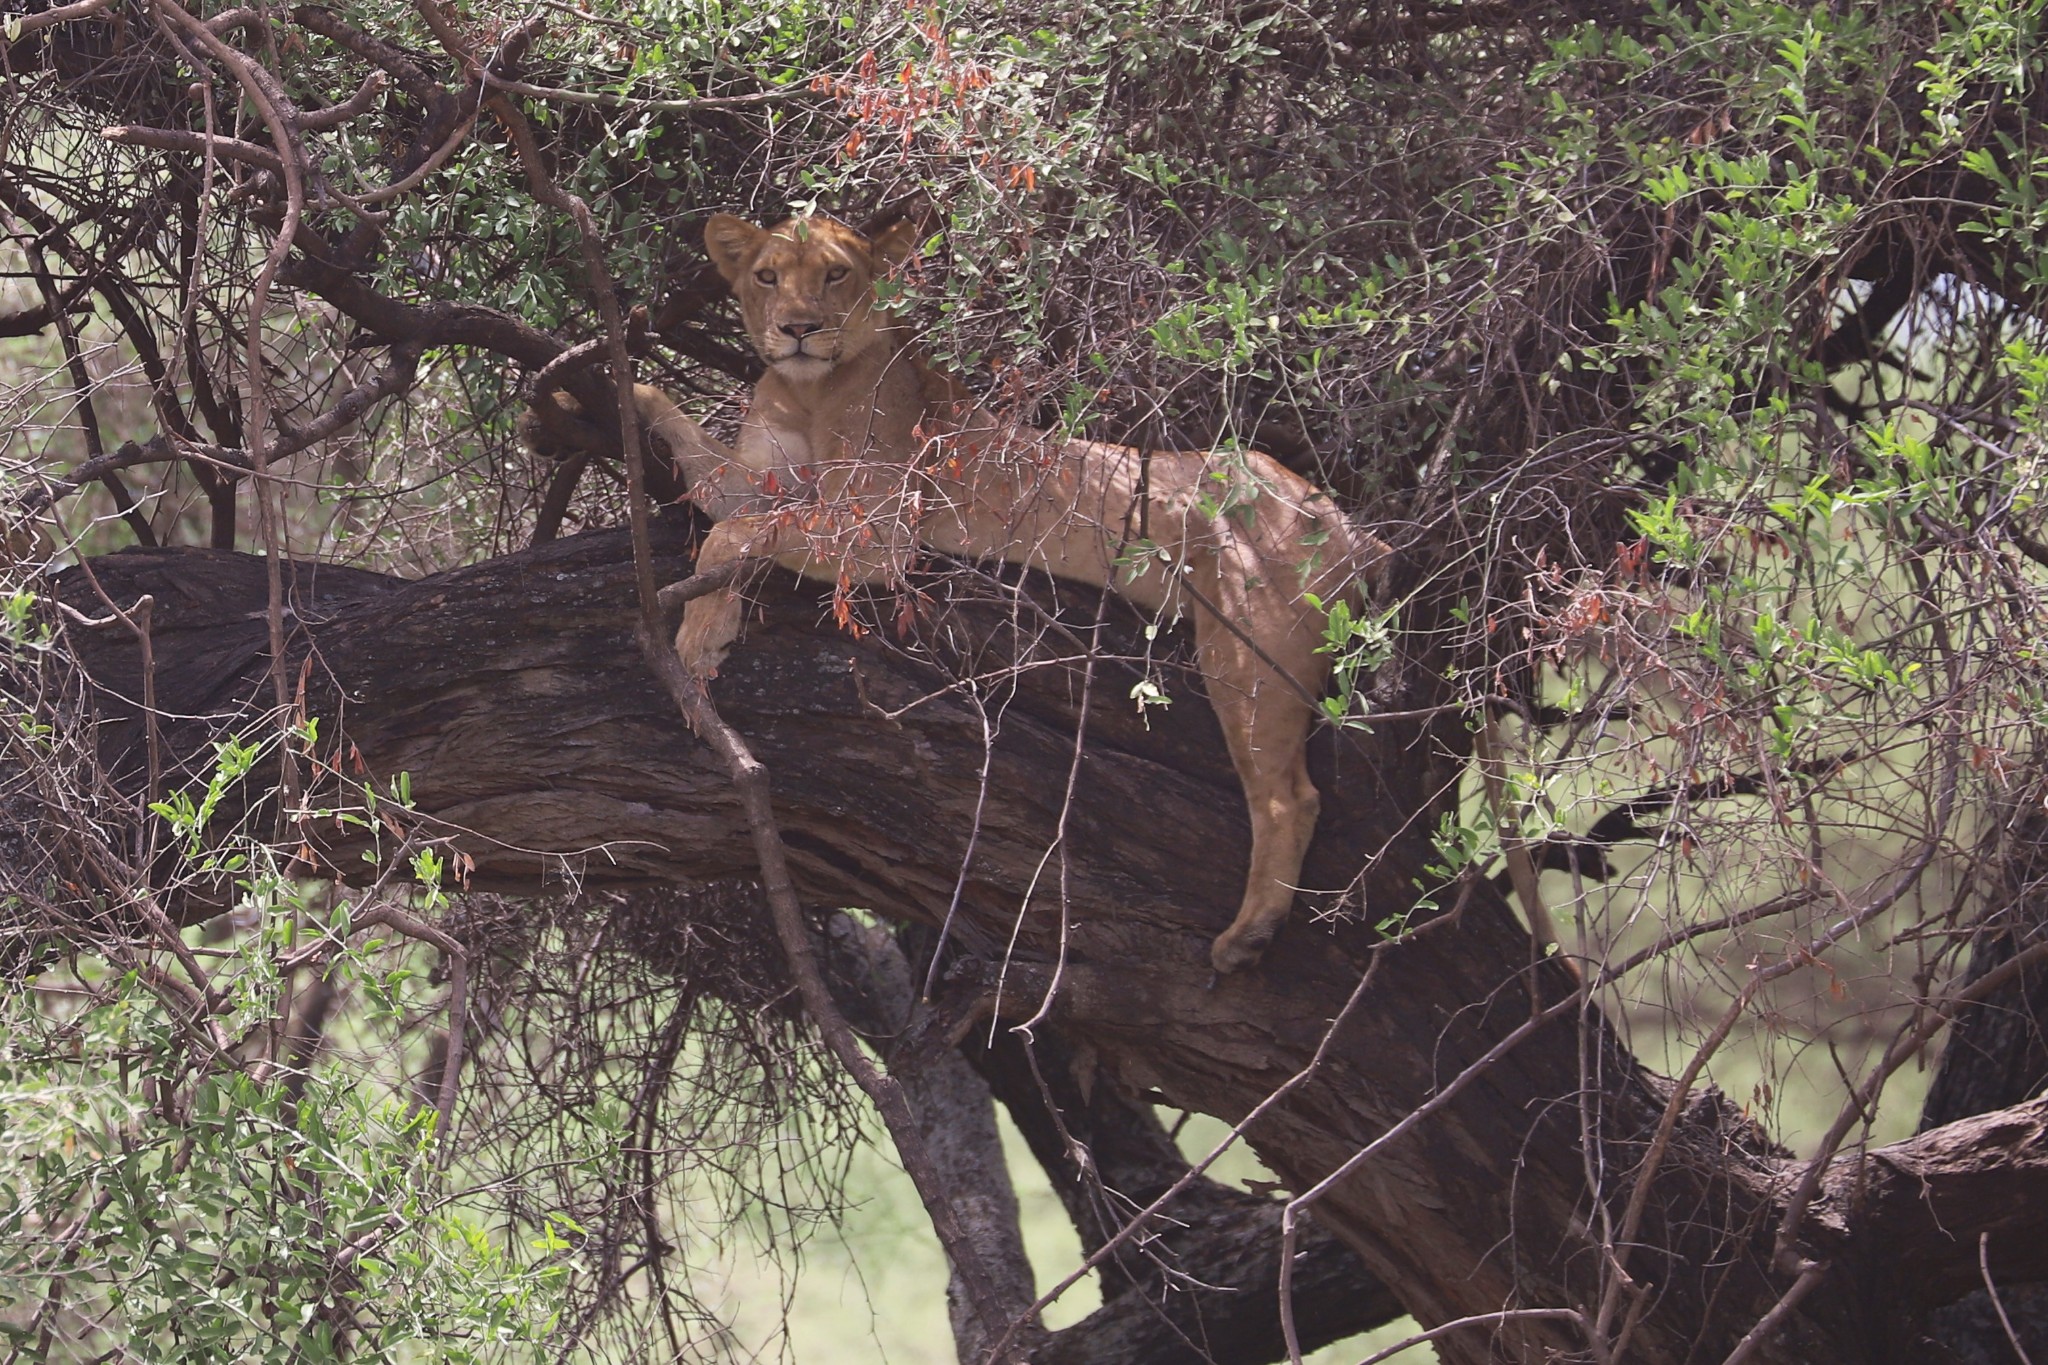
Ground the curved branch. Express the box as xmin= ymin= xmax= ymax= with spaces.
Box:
xmin=100 ymin=124 xmax=285 ymax=173
xmin=301 ymin=70 xmax=388 ymax=129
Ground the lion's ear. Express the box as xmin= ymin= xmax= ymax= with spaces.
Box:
xmin=868 ymin=217 xmax=921 ymax=271
xmin=704 ymin=214 xmax=765 ymax=284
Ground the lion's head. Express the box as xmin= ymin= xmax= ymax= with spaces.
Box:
xmin=703 ymin=213 xmax=918 ymax=382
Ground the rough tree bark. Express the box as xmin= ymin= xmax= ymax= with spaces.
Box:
xmin=49 ymin=524 xmax=2048 ymax=1365
xmin=822 ymin=912 xmax=1048 ymax=1363
xmin=962 ymin=1019 xmax=1406 ymax=1364
xmin=1917 ymin=798 xmax=2048 ymax=1364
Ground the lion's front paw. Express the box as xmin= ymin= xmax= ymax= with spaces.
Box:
xmin=676 ymin=594 xmax=743 ymax=679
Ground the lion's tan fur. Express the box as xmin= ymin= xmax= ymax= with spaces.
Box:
xmin=656 ymin=213 xmax=1388 ymax=972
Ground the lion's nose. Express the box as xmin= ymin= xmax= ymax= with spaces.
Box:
xmin=780 ymin=321 xmax=823 ymax=339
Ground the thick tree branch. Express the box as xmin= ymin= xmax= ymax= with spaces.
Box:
xmin=965 ymin=1024 xmax=1405 ymax=1365
xmin=49 ymin=533 xmax=2048 ymax=1365
xmin=278 ymin=234 xmax=686 ymax=504
xmin=826 ymin=917 xmax=1047 ymax=1362
xmin=290 ymin=4 xmax=441 ymax=103
xmin=0 ymin=279 xmax=94 ymax=337
xmin=1825 ymin=1096 xmax=2048 ymax=1305
xmin=279 ymin=237 xmax=566 ymax=369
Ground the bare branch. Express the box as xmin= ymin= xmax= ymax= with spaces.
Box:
xmin=0 ymin=280 xmax=94 ymax=338
xmin=4 ymin=0 xmax=117 ymax=37
xmin=300 ymin=70 xmax=388 ymax=129
xmin=482 ymin=71 xmax=802 ymax=114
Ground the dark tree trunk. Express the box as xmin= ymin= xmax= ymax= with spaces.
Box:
xmin=823 ymin=915 xmax=1047 ymax=1363
xmin=47 ymin=526 xmax=2048 ymax=1365
xmin=1918 ymin=799 xmax=2048 ymax=1365
xmin=1923 ymin=807 xmax=2048 ymax=1133
xmin=963 ymin=1021 xmax=1406 ymax=1364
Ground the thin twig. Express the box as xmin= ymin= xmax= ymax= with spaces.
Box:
xmin=922 ymin=682 xmax=998 ymax=1002
xmin=483 ymin=70 xmax=803 ymax=113
xmin=1596 ymin=729 xmax=1959 ymax=1355
xmin=1717 ymin=1263 xmax=1828 ymax=1365
xmin=1012 ymin=586 xmax=1112 ymax=1035
xmin=1765 ymin=729 xmax=1965 ymax=1270
xmin=1351 ymin=1307 xmax=1588 ymax=1365
xmin=1279 ymin=967 xmax=1580 ymax=1363
xmin=148 ymin=0 xmax=313 ymax=812
xmin=352 ymin=102 xmax=481 ymax=206
xmin=66 ymin=566 xmax=164 ymax=819
xmin=0 ymin=200 xmax=156 ymax=546
xmin=1980 ymin=1231 xmax=2038 ymax=1365
xmin=1474 ymin=710 xmax=1570 ymax=993
xmin=344 ymin=902 xmax=471 ymax=1156
xmin=1773 ymin=931 xmax=2048 ymax=1263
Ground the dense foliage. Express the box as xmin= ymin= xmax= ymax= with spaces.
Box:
xmin=5 ymin=0 xmax=2048 ymax=1358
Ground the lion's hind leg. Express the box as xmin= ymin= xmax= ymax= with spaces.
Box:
xmin=1192 ymin=574 xmax=1331 ymax=974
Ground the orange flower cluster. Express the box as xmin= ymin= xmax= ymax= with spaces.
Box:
xmin=810 ymin=40 xmax=995 ymax=157
xmin=808 ymin=7 xmax=1046 ymax=191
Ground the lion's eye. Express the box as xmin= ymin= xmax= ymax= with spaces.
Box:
xmin=825 ymin=266 xmax=848 ymax=284
xmin=755 ymin=269 xmax=778 ymax=286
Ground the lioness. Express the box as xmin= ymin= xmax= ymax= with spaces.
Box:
xmin=643 ymin=213 xmax=1388 ymax=973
